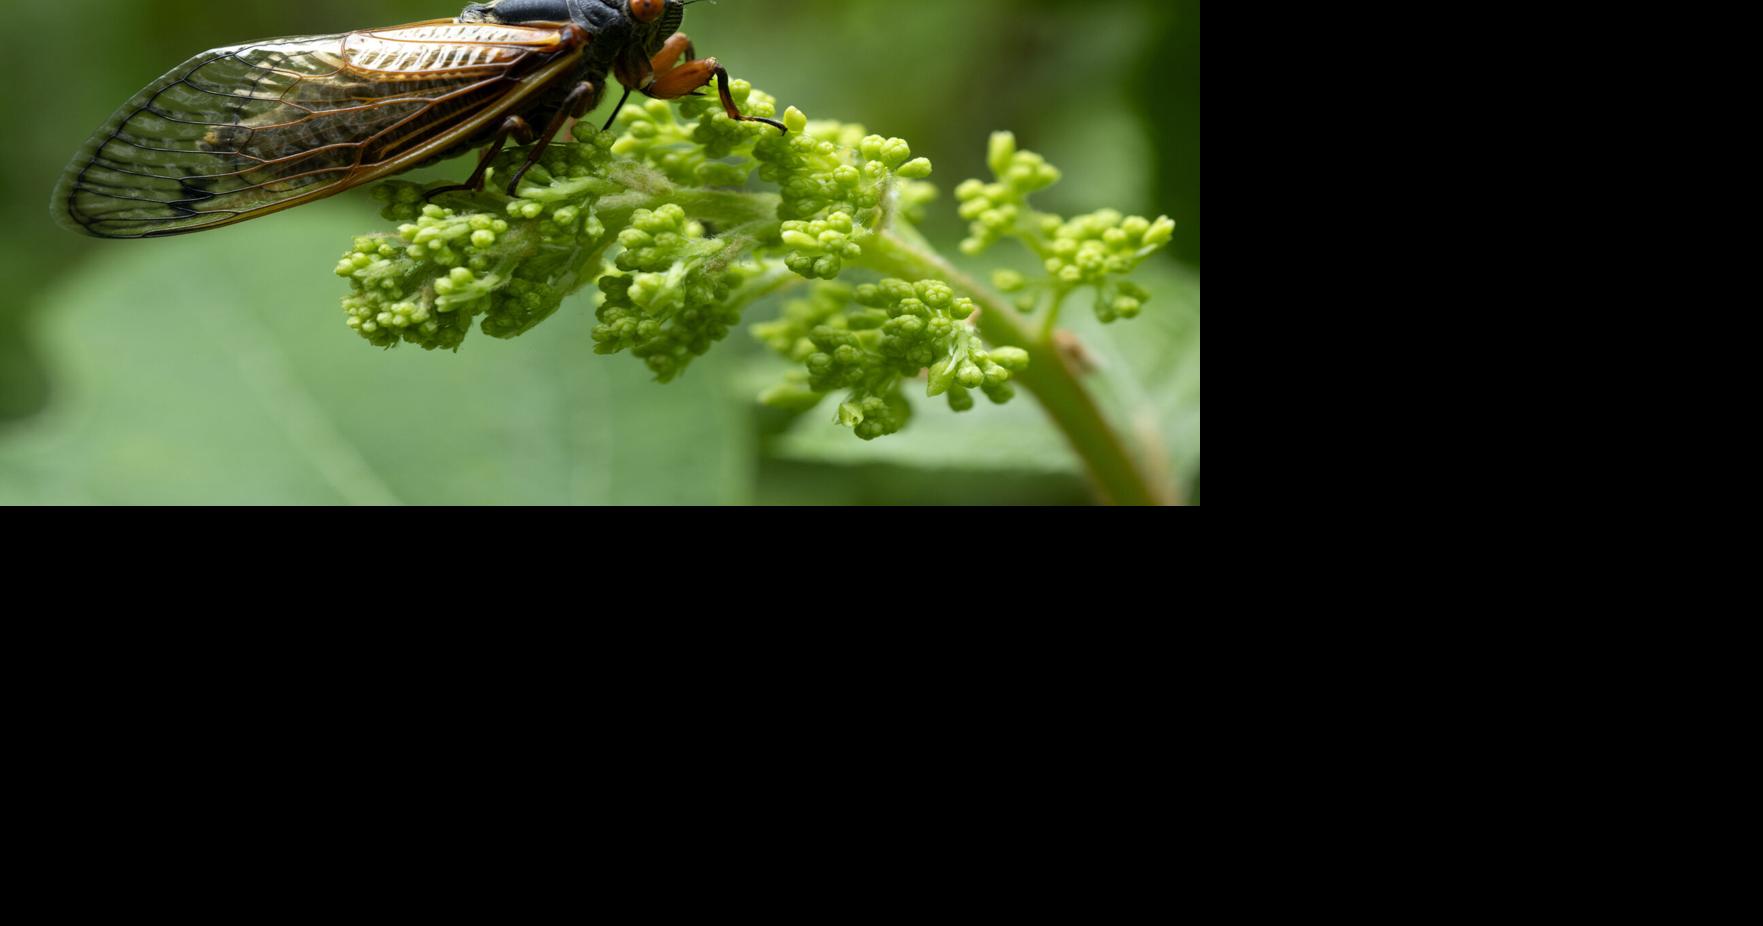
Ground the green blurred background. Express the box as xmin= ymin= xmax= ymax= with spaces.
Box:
xmin=0 ymin=0 xmax=1198 ymax=505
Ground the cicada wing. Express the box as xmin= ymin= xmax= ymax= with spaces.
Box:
xmin=54 ymin=21 xmax=586 ymax=239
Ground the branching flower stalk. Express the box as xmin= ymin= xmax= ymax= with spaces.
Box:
xmin=334 ymin=81 xmax=1175 ymax=504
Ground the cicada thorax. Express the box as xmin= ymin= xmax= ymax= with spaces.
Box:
xmin=469 ymin=0 xmax=683 ymax=82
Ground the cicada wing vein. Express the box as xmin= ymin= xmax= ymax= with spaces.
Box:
xmin=54 ymin=21 xmax=585 ymax=239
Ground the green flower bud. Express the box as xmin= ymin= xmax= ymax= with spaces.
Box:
xmin=992 ymin=347 xmax=1031 ymax=372
xmin=896 ymin=158 xmax=934 ymax=180
xmin=983 ymin=381 xmax=1016 ymax=405
xmin=988 ymin=132 xmax=1018 ymax=179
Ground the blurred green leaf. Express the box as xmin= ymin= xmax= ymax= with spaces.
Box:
xmin=1065 ymin=258 xmax=1202 ymax=497
xmin=766 ymin=375 xmax=1083 ymax=474
xmin=757 ymin=459 xmax=1092 ymax=507
xmin=0 ymin=207 xmax=753 ymax=505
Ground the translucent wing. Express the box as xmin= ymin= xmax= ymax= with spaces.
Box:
xmin=55 ymin=20 xmax=586 ymax=238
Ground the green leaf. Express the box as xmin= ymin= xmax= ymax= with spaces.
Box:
xmin=1062 ymin=257 xmax=1202 ymax=494
xmin=767 ymin=374 xmax=1082 ymax=475
xmin=0 ymin=207 xmax=753 ymax=505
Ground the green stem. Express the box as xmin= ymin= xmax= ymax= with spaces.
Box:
xmin=1038 ymin=289 xmax=1069 ymax=343
xmin=863 ymin=228 xmax=1169 ymax=506
xmin=725 ymin=261 xmax=805 ymax=315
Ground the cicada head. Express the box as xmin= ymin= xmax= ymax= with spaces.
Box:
xmin=658 ymin=0 xmax=686 ymax=39
xmin=617 ymin=0 xmax=686 ymax=42
xmin=627 ymin=0 xmax=686 ymax=48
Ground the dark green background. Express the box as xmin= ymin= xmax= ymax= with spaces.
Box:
xmin=0 ymin=0 xmax=1199 ymax=505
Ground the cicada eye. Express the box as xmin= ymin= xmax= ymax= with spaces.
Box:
xmin=630 ymin=0 xmax=665 ymax=23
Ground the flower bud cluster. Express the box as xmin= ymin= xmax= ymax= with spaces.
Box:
xmin=591 ymin=204 xmax=750 ymax=383
xmin=336 ymin=134 xmax=618 ymax=349
xmin=753 ymin=280 xmax=1028 ymax=440
xmin=957 ymin=132 xmax=1173 ymax=324
xmin=610 ymin=80 xmax=780 ymax=186
xmin=754 ymin=109 xmax=932 ymax=281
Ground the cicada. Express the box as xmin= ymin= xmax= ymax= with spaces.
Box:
xmin=53 ymin=0 xmax=784 ymax=239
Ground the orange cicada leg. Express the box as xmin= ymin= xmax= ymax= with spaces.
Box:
xmin=644 ymin=56 xmax=786 ymax=133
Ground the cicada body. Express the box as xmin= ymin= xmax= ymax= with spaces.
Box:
xmin=54 ymin=0 xmax=781 ymax=239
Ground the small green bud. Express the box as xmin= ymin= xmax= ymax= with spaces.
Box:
xmin=896 ymin=158 xmax=934 ymax=180
xmin=838 ymin=401 xmax=864 ymax=428
xmin=988 ymin=132 xmax=1018 ymax=178
xmin=1142 ymin=216 xmax=1177 ymax=248
xmin=928 ymin=357 xmax=957 ymax=397
xmin=991 ymin=347 xmax=1031 ymax=372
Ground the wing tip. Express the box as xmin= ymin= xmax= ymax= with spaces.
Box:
xmin=50 ymin=172 xmax=106 ymax=239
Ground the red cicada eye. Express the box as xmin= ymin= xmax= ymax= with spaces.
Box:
xmin=630 ymin=0 xmax=665 ymax=23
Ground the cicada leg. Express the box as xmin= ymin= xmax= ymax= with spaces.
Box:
xmin=652 ymin=32 xmax=697 ymax=72
xmin=607 ymin=34 xmax=784 ymax=134
xmin=424 ymin=115 xmax=537 ymax=200
xmin=504 ymin=81 xmax=600 ymax=195
xmin=602 ymin=87 xmax=634 ymax=133
xmin=602 ymin=33 xmax=695 ymax=131
xmin=644 ymin=56 xmax=786 ymax=133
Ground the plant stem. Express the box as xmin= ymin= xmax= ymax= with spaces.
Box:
xmin=1038 ymin=289 xmax=1068 ymax=343
xmin=863 ymin=229 xmax=1169 ymax=506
